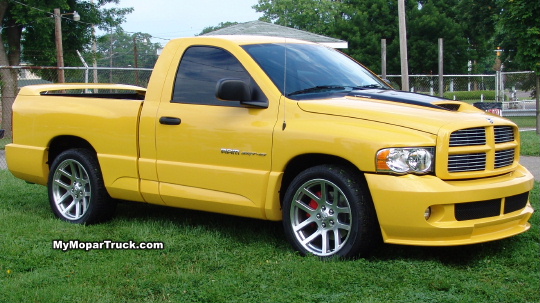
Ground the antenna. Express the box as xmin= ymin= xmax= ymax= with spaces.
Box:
xmin=282 ymin=40 xmax=288 ymax=131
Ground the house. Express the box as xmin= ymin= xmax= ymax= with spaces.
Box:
xmin=202 ymin=20 xmax=348 ymax=49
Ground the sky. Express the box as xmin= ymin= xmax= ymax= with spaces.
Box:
xmin=108 ymin=0 xmax=263 ymax=44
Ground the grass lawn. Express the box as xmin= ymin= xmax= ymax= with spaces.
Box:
xmin=507 ymin=116 xmax=537 ymax=129
xmin=520 ymin=131 xmax=540 ymax=156
xmin=0 ymin=168 xmax=538 ymax=303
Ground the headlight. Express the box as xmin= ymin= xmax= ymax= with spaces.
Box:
xmin=376 ymin=147 xmax=434 ymax=175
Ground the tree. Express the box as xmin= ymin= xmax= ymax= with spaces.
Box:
xmin=336 ymin=0 xmax=400 ymax=74
xmin=255 ymin=0 xmax=344 ymax=36
xmin=253 ymin=0 xmax=484 ymax=75
xmin=0 ymin=0 xmax=132 ymax=138
xmin=494 ymin=0 xmax=540 ymax=134
xmin=95 ymin=28 xmax=162 ymax=86
xmin=254 ymin=0 xmax=392 ymax=72
xmin=407 ymin=1 xmax=470 ymax=74
xmin=253 ymin=0 xmax=530 ymax=76
xmin=494 ymin=0 xmax=540 ymax=73
xmin=96 ymin=28 xmax=161 ymax=68
xmin=453 ymin=0 xmax=498 ymax=73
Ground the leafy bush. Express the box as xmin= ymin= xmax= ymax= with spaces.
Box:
xmin=443 ymin=90 xmax=497 ymax=101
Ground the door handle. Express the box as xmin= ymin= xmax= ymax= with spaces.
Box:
xmin=159 ymin=116 xmax=181 ymax=125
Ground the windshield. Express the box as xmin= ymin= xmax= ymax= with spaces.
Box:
xmin=242 ymin=43 xmax=390 ymax=99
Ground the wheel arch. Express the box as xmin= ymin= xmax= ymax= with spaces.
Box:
xmin=279 ymin=153 xmax=366 ymax=204
xmin=48 ymin=136 xmax=96 ymax=169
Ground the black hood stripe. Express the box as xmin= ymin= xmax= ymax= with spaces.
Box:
xmin=348 ymin=89 xmax=450 ymax=110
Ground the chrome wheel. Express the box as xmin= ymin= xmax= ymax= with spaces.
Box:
xmin=283 ymin=165 xmax=379 ymax=258
xmin=289 ymin=178 xmax=352 ymax=256
xmin=48 ymin=149 xmax=116 ymax=224
xmin=51 ymin=159 xmax=91 ymax=221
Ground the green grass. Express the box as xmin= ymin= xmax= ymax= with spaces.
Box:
xmin=508 ymin=116 xmax=537 ymax=129
xmin=520 ymin=131 xmax=540 ymax=156
xmin=500 ymin=116 xmax=538 ymax=156
xmin=0 ymin=169 xmax=538 ymax=303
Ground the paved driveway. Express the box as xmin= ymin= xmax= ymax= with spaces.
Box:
xmin=520 ymin=156 xmax=539 ymax=182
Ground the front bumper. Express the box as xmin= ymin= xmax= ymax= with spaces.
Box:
xmin=365 ymin=165 xmax=534 ymax=246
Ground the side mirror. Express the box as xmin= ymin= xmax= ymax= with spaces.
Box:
xmin=216 ymin=79 xmax=251 ymax=102
xmin=216 ymin=79 xmax=268 ymax=108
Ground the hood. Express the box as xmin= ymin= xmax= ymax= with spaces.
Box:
xmin=296 ymin=90 xmax=488 ymax=135
xmin=347 ymin=89 xmax=451 ymax=109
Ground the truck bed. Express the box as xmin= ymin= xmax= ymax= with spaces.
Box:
xmin=7 ymin=83 xmax=146 ymax=200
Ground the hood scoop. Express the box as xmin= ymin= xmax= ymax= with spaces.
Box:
xmin=348 ymin=89 xmax=455 ymax=110
xmin=436 ymin=103 xmax=461 ymax=111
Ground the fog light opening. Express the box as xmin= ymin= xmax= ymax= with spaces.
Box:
xmin=424 ymin=207 xmax=432 ymax=220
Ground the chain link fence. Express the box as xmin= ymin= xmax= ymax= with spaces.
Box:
xmin=386 ymin=71 xmax=537 ymax=117
xmin=1 ymin=67 xmax=537 ymax=170
xmin=1 ymin=66 xmax=152 ymax=170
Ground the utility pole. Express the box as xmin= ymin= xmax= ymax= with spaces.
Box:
xmin=109 ymin=28 xmax=113 ymax=83
xmin=54 ymin=8 xmax=65 ymax=83
xmin=381 ymin=39 xmax=387 ymax=80
xmin=438 ymin=38 xmax=444 ymax=97
xmin=398 ymin=0 xmax=409 ymax=91
xmin=54 ymin=8 xmax=80 ymax=83
xmin=91 ymin=0 xmax=98 ymax=87
xmin=133 ymin=35 xmax=140 ymax=86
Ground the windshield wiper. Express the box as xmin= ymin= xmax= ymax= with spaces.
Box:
xmin=288 ymin=85 xmax=346 ymax=96
xmin=353 ymin=84 xmax=385 ymax=90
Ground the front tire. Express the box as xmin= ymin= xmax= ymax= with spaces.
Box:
xmin=48 ymin=148 xmax=116 ymax=224
xmin=282 ymin=165 xmax=379 ymax=258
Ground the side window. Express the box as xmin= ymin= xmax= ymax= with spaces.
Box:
xmin=172 ymin=46 xmax=251 ymax=106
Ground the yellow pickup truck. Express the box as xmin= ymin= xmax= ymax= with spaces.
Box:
xmin=6 ymin=36 xmax=534 ymax=258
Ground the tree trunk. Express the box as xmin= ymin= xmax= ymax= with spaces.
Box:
xmin=0 ymin=69 xmax=18 ymax=139
xmin=0 ymin=1 xmax=22 ymax=139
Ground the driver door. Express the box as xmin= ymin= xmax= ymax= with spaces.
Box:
xmin=154 ymin=45 xmax=278 ymax=218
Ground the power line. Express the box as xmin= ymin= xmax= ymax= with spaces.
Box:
xmin=123 ymin=31 xmax=170 ymax=41
xmin=7 ymin=0 xmax=170 ymax=42
xmin=5 ymin=1 xmax=251 ymax=43
xmin=8 ymin=0 xmax=93 ymax=25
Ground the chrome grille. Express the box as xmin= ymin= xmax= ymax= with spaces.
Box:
xmin=494 ymin=126 xmax=514 ymax=143
xmin=444 ymin=125 xmax=518 ymax=178
xmin=495 ymin=149 xmax=515 ymax=168
xmin=448 ymin=153 xmax=486 ymax=172
xmin=450 ymin=127 xmax=486 ymax=146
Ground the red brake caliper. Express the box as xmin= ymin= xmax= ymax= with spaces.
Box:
xmin=306 ymin=191 xmax=321 ymax=218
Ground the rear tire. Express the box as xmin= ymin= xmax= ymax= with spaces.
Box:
xmin=48 ymin=148 xmax=116 ymax=224
xmin=282 ymin=164 xmax=379 ymax=258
